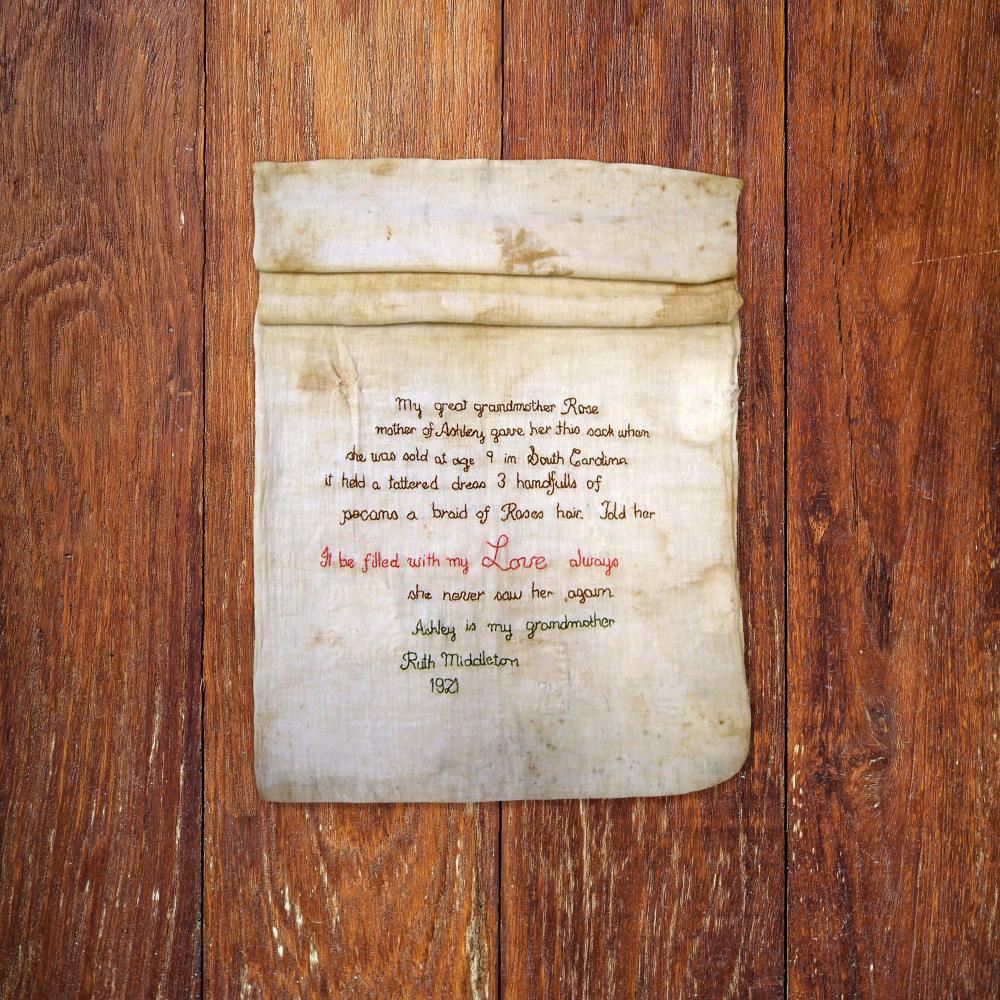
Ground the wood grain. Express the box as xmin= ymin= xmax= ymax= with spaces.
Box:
xmin=787 ymin=2 xmax=1000 ymax=995
xmin=0 ymin=3 xmax=203 ymax=998
xmin=203 ymin=2 xmax=502 ymax=997
xmin=6 ymin=3 xmax=996 ymax=995
xmin=501 ymin=2 xmax=786 ymax=996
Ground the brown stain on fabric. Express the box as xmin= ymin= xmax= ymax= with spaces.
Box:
xmin=268 ymin=218 xmax=320 ymax=273
xmin=298 ymin=366 xmax=345 ymax=393
xmin=272 ymin=251 xmax=310 ymax=272
xmin=274 ymin=161 xmax=315 ymax=179
xmin=370 ymin=160 xmax=398 ymax=176
xmin=653 ymin=293 xmax=695 ymax=326
xmin=495 ymin=226 xmax=573 ymax=276
xmin=254 ymin=165 xmax=274 ymax=195
xmin=473 ymin=306 xmax=509 ymax=324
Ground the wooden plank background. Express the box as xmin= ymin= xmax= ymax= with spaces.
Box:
xmin=1 ymin=4 xmax=204 ymax=997
xmin=2 ymin=2 xmax=996 ymax=998
xmin=786 ymin=3 xmax=1000 ymax=996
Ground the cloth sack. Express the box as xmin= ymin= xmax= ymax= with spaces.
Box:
xmin=253 ymin=158 xmax=749 ymax=801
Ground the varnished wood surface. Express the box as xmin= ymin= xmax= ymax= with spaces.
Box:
xmin=3 ymin=1 xmax=997 ymax=997
xmin=0 ymin=3 xmax=204 ymax=997
xmin=787 ymin=3 xmax=1000 ymax=996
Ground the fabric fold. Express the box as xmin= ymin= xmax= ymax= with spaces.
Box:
xmin=254 ymin=158 xmax=740 ymax=284
xmin=257 ymin=272 xmax=742 ymax=328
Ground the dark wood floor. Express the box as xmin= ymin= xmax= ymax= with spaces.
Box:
xmin=2 ymin=2 xmax=996 ymax=997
